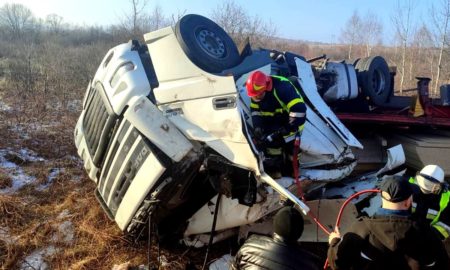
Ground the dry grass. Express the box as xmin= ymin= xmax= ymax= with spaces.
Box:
xmin=0 ymin=107 xmax=219 ymax=270
xmin=0 ymin=168 xmax=12 ymax=189
xmin=0 ymin=164 xmax=150 ymax=270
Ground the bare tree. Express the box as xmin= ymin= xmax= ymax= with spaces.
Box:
xmin=431 ymin=0 xmax=450 ymax=94
xmin=119 ymin=0 xmax=148 ymax=38
xmin=392 ymin=0 xmax=417 ymax=93
xmin=142 ymin=4 xmax=170 ymax=32
xmin=339 ymin=10 xmax=363 ymax=59
xmin=0 ymin=3 xmax=34 ymax=40
xmin=45 ymin=14 xmax=63 ymax=34
xmin=170 ymin=10 xmax=187 ymax=27
xmin=211 ymin=0 xmax=276 ymax=50
xmin=116 ymin=1 xmax=173 ymax=41
xmin=361 ymin=11 xmax=383 ymax=57
xmin=411 ymin=24 xmax=435 ymax=82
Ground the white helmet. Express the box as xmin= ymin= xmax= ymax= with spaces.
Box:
xmin=416 ymin=165 xmax=445 ymax=194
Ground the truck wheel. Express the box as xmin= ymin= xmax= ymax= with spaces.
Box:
xmin=175 ymin=14 xmax=240 ymax=73
xmin=359 ymin=56 xmax=391 ymax=105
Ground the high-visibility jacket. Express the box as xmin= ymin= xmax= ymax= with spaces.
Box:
xmin=410 ymin=177 xmax=450 ymax=239
xmin=250 ymin=75 xmax=306 ymax=146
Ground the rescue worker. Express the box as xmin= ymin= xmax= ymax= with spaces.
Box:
xmin=410 ymin=165 xmax=450 ymax=257
xmin=246 ymin=71 xmax=306 ymax=178
xmin=327 ymin=175 xmax=448 ymax=269
xmin=232 ymin=206 xmax=320 ymax=269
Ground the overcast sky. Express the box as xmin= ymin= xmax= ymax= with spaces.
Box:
xmin=1 ymin=0 xmax=438 ymax=43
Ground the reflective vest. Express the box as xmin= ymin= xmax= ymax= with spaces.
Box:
xmin=250 ymin=75 xmax=306 ymax=141
xmin=409 ymin=177 xmax=450 ymax=238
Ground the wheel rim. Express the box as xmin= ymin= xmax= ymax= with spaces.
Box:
xmin=372 ymin=69 xmax=386 ymax=96
xmin=196 ymin=28 xmax=226 ymax=58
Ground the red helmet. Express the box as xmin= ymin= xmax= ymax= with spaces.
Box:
xmin=246 ymin=71 xmax=273 ymax=97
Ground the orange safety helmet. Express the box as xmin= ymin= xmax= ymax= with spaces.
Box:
xmin=246 ymin=71 xmax=273 ymax=97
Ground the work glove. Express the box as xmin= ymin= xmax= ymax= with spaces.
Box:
xmin=264 ymin=127 xmax=287 ymax=144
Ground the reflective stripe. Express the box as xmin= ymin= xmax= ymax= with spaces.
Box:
xmin=271 ymin=75 xmax=304 ymax=102
xmin=286 ymin=98 xmax=302 ymax=110
xmin=272 ymin=88 xmax=287 ymax=111
xmin=251 ymin=109 xmax=283 ymax=117
xmin=298 ymin=124 xmax=305 ymax=132
xmin=431 ymin=191 xmax=450 ymax=225
xmin=433 ymin=222 xmax=450 ymax=238
xmin=411 ymin=202 xmax=416 ymax=213
xmin=271 ymin=75 xmax=290 ymax=82
xmin=428 ymin=208 xmax=440 ymax=217
xmin=360 ymin=252 xmax=373 ymax=261
xmin=283 ymin=131 xmax=296 ymax=143
xmin=267 ymin=147 xmax=282 ymax=155
xmin=250 ymin=103 xmax=259 ymax=109
xmin=289 ymin=112 xmax=306 ymax=118
xmin=409 ymin=177 xmax=416 ymax=184
xmin=251 ymin=111 xmax=267 ymax=116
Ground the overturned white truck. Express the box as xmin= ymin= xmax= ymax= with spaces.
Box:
xmin=74 ymin=14 xmax=401 ymax=245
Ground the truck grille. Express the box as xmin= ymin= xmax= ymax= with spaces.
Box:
xmin=97 ymin=119 xmax=151 ymax=216
xmin=82 ymin=84 xmax=118 ymax=167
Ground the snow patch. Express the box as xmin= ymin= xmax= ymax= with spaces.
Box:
xmin=18 ymin=149 xmax=45 ymax=162
xmin=57 ymin=209 xmax=70 ymax=219
xmin=51 ymin=220 xmax=74 ymax=244
xmin=7 ymin=124 xmax=30 ymax=140
xmin=20 ymin=246 xmax=58 ymax=270
xmin=51 ymin=210 xmax=75 ymax=244
xmin=0 ymin=100 xmax=11 ymax=112
xmin=0 ymin=148 xmax=44 ymax=193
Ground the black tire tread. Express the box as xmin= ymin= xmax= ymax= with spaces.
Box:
xmin=175 ymin=14 xmax=240 ymax=73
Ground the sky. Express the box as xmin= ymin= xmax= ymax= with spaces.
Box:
xmin=0 ymin=0 xmax=438 ymax=43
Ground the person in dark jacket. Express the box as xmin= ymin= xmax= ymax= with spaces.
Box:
xmin=232 ymin=206 xmax=320 ymax=270
xmin=246 ymin=71 xmax=306 ymax=178
xmin=327 ymin=175 xmax=448 ymax=270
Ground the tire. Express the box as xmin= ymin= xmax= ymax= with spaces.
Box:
xmin=175 ymin=14 xmax=240 ymax=73
xmin=358 ymin=56 xmax=391 ymax=105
